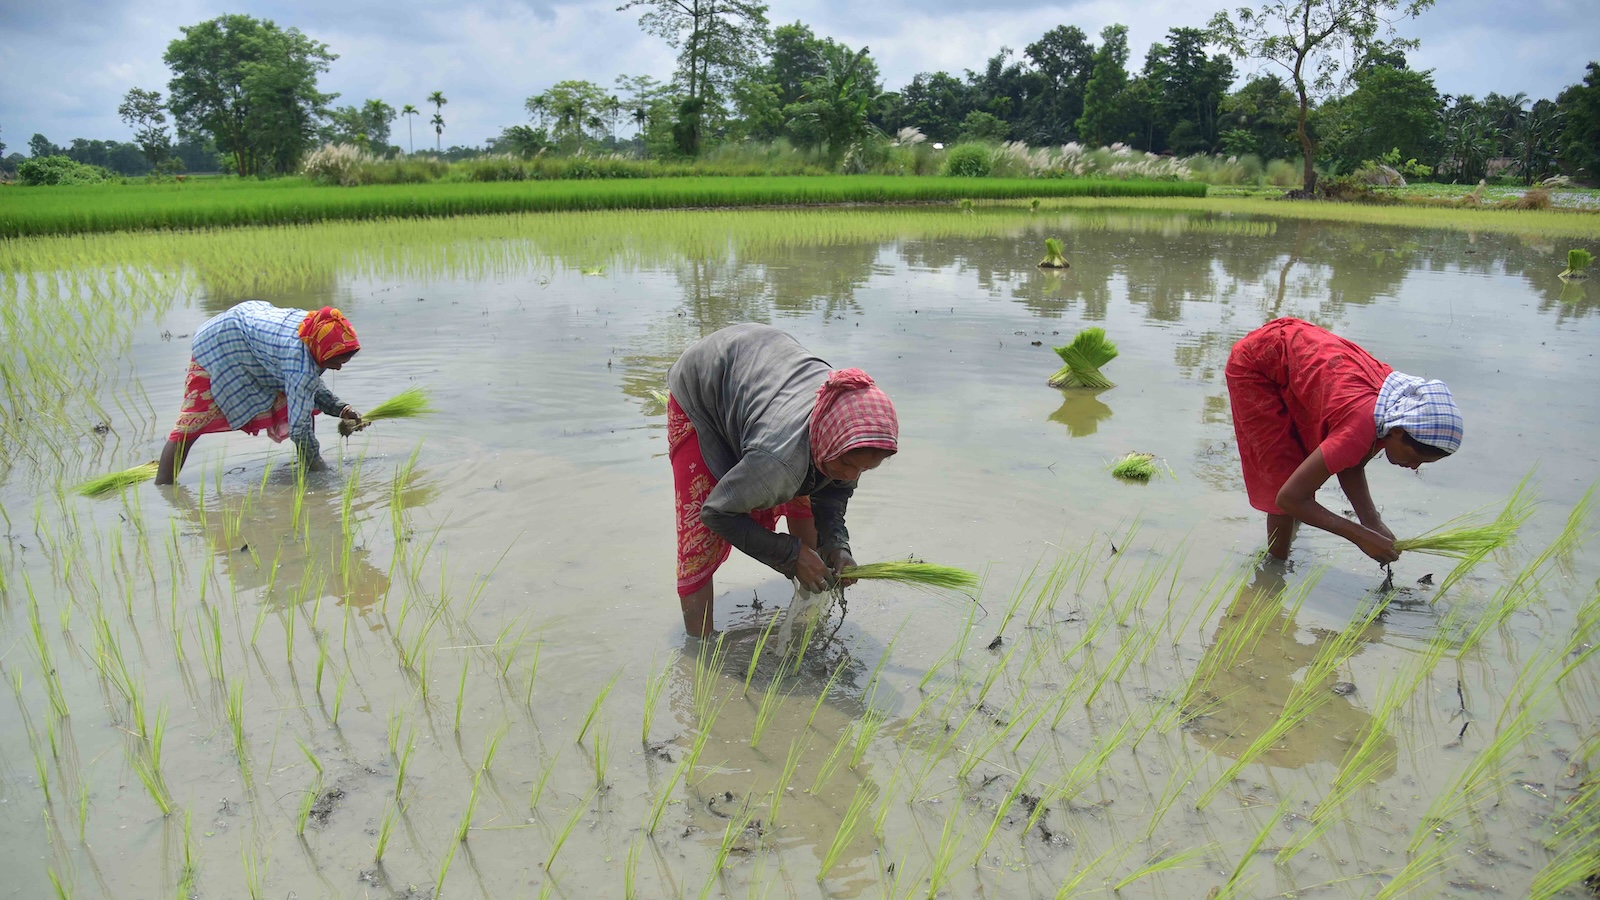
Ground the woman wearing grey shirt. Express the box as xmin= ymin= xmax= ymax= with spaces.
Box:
xmin=666 ymin=324 xmax=899 ymax=636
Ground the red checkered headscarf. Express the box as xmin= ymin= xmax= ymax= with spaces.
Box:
xmin=808 ymin=369 xmax=898 ymax=464
xmin=298 ymin=307 xmax=360 ymax=366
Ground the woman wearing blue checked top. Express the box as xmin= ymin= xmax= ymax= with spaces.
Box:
xmin=155 ymin=302 xmax=364 ymax=485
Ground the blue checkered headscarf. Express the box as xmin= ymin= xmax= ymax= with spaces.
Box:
xmin=1374 ymin=372 xmax=1462 ymax=453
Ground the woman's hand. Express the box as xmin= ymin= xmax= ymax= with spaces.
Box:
xmin=1369 ymin=519 xmax=1395 ymax=541
xmin=1354 ymin=529 xmax=1399 ymax=564
xmin=340 ymin=406 xmax=362 ymax=422
xmin=827 ymin=549 xmax=858 ymax=587
xmin=796 ymin=545 xmax=833 ymax=592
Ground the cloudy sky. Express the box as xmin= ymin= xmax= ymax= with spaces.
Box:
xmin=2 ymin=0 xmax=1596 ymax=150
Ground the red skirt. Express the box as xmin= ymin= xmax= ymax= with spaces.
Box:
xmin=1225 ymin=328 xmax=1305 ymax=515
xmin=167 ymin=359 xmax=309 ymax=444
xmin=669 ymin=396 xmax=812 ymax=598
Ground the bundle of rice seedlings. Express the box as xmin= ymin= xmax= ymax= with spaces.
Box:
xmin=958 ymin=198 xmax=975 ymax=213
xmin=1029 ymin=198 xmax=1041 ymax=212
xmin=1394 ymin=487 xmax=1534 ymax=559
xmin=838 ymin=561 xmax=978 ymax=595
xmin=340 ymin=386 xmax=435 ymax=436
xmin=1560 ymin=248 xmax=1593 ymax=281
xmin=1048 ymin=328 xmax=1118 ymax=389
xmin=1109 ymin=452 xmax=1157 ymax=482
xmin=75 ymin=461 xmax=158 ymax=498
xmin=1038 ymin=237 xmax=1070 ymax=269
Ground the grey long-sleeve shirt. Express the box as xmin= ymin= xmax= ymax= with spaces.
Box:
xmin=667 ymin=324 xmax=856 ymax=576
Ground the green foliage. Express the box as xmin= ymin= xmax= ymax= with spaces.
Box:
xmin=837 ymin=561 xmax=979 ymax=593
xmin=17 ymin=156 xmax=114 ymax=186
xmin=1110 ymin=452 xmax=1158 ymax=481
xmin=1557 ymin=63 xmax=1600 ymax=180
xmin=1039 ymin=237 xmax=1069 ymax=267
xmin=118 ymin=87 xmax=173 ymax=170
xmin=1209 ymin=0 xmax=1437 ymax=193
xmin=527 ymin=81 xmax=617 ymax=151
xmin=942 ymin=143 xmax=993 ymax=177
xmin=1318 ymin=65 xmax=1441 ymax=174
xmin=1143 ymin=27 xmax=1235 ymax=154
xmin=1563 ymin=248 xmax=1593 ymax=278
xmin=163 ymin=14 xmax=338 ymax=176
xmin=1049 ymin=327 xmax=1119 ymax=388
xmin=1218 ymin=75 xmax=1300 ymax=161
xmin=784 ymin=44 xmax=885 ymax=163
xmin=1076 ymin=25 xmax=1131 ymax=146
xmin=0 ymin=175 xmax=1205 ymax=238
xmin=957 ymin=111 xmax=1009 ymax=143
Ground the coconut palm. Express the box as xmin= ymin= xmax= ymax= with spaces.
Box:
xmin=427 ymin=91 xmax=447 ymax=151
xmin=400 ymin=104 xmax=419 ymax=154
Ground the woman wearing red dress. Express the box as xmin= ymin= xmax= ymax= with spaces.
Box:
xmin=1226 ymin=318 xmax=1463 ymax=562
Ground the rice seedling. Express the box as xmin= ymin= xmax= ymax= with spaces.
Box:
xmin=1109 ymin=452 xmax=1158 ymax=482
xmin=1214 ymin=797 xmax=1291 ymax=899
xmin=577 ymin=670 xmax=620 ymax=745
xmin=394 ymin=731 xmax=417 ymax=799
xmin=1394 ymin=477 xmax=1534 ymax=560
xmin=1048 ymin=328 xmax=1118 ymax=389
xmin=456 ymin=772 xmax=483 ymax=842
xmin=817 ymin=782 xmax=877 ymax=881
xmin=764 ymin=736 xmax=806 ymax=826
xmin=642 ymin=651 xmax=677 ymax=746
xmin=1037 ymin=237 xmax=1070 ymax=269
xmin=330 ymin=673 xmax=348 ymax=726
xmin=692 ymin=634 xmax=732 ymax=723
xmin=591 ymin=722 xmax=611 ymax=788
xmin=454 ymin=655 xmax=470 ymax=732
xmin=925 ymin=802 xmax=968 ymax=899
xmin=434 ymin=837 xmax=459 ymax=899
xmin=702 ymin=803 xmax=755 ymax=898
xmin=623 ymin=837 xmax=643 ymax=899
xmin=749 ymin=669 xmax=794 ymax=751
xmin=645 ymin=750 xmax=689 ymax=835
xmin=339 ymin=386 xmax=435 ymax=436
xmin=1374 ymin=837 xmax=1456 ymax=900
xmin=295 ymin=781 xmax=319 ymax=835
xmin=1112 ymin=841 xmax=1218 ymax=891
xmin=743 ymin=614 xmax=783 ymax=696
xmin=374 ymin=801 xmax=399 ymax=861
xmin=849 ymin=706 xmax=887 ymax=769
xmin=529 ymin=750 xmax=561 ymax=811
xmin=72 ymin=461 xmax=157 ymax=498
xmin=545 ymin=788 xmax=596 ymax=873
xmin=838 ymin=560 xmax=978 ymax=595
xmin=1559 ymin=247 xmax=1593 ymax=280
xmin=240 ymin=836 xmax=269 ymax=900
xmin=809 ymin=724 xmax=856 ymax=794
xmin=973 ymin=753 xmax=1045 ymax=864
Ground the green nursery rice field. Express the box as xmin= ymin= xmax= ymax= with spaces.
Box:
xmin=0 ymin=174 xmax=1206 ymax=237
xmin=1 ymin=202 xmax=1598 ymax=899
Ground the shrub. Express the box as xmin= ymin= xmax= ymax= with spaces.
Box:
xmin=943 ymin=143 xmax=993 ymax=178
xmin=17 ymin=155 xmax=113 ymax=186
xmin=302 ymin=144 xmax=373 ymax=186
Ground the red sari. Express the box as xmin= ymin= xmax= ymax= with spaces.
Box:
xmin=668 ymin=396 xmax=812 ymax=598
xmin=1225 ymin=319 xmax=1392 ymax=515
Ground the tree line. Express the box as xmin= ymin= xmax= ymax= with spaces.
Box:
xmin=5 ymin=0 xmax=1599 ymax=188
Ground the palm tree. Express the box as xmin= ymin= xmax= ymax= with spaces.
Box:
xmin=427 ymin=91 xmax=448 ymax=152
xmin=400 ymin=104 xmax=419 ymax=154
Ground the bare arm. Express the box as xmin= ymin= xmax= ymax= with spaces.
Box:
xmin=1277 ymin=447 xmax=1398 ymax=563
xmin=1335 ymin=462 xmax=1394 ymax=540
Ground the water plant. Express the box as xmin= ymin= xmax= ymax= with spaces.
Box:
xmin=341 ymin=386 xmax=435 ymax=436
xmin=817 ymin=782 xmax=876 ymax=880
xmin=837 ymin=560 xmax=978 ymax=594
xmin=1037 ymin=237 xmax=1070 ymax=269
xmin=1109 ymin=452 xmax=1158 ymax=481
xmin=1048 ymin=328 xmax=1118 ymax=389
xmin=73 ymin=461 xmax=158 ymax=498
xmin=1559 ymin=247 xmax=1592 ymax=280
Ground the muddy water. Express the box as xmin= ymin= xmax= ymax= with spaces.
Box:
xmin=2 ymin=206 xmax=1598 ymax=899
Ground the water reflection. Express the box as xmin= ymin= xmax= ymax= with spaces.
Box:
xmin=1186 ymin=563 xmax=1396 ymax=773
xmin=1048 ymin=387 xmax=1114 ymax=437
xmin=164 ymin=466 xmax=438 ymax=615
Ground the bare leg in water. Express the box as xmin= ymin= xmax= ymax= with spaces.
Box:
xmin=1266 ymin=513 xmax=1297 ymax=561
xmin=681 ymin=516 xmax=820 ymax=637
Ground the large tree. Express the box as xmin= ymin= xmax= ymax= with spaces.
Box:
xmin=526 ymin=81 xmax=615 ymax=150
xmin=1076 ymin=25 xmax=1131 ymax=147
xmin=163 ymin=14 xmax=338 ymax=176
xmin=1557 ymin=62 xmax=1600 ymax=181
xmin=783 ymin=43 xmax=884 ymax=162
xmin=118 ymin=87 xmax=174 ymax=170
xmin=1218 ymin=74 xmax=1300 ymax=159
xmin=619 ymin=0 xmax=770 ymax=155
xmin=1317 ymin=64 xmax=1440 ymax=172
xmin=1209 ymin=0 xmax=1434 ymax=194
xmin=1142 ymin=27 xmax=1235 ymax=154
xmin=1024 ymin=25 xmax=1096 ymax=143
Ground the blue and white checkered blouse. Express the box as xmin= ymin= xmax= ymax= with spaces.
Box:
xmin=192 ymin=301 xmax=343 ymax=458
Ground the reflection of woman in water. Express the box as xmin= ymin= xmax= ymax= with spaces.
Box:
xmin=1226 ymin=318 xmax=1462 ymax=563
xmin=666 ymin=324 xmax=899 ymax=636
xmin=156 ymin=302 xmax=366 ymax=485
xmin=1188 ymin=563 xmax=1396 ymax=772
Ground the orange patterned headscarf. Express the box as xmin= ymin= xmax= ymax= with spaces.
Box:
xmin=298 ymin=307 xmax=360 ymax=366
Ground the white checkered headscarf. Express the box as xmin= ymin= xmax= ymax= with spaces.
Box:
xmin=1375 ymin=372 xmax=1462 ymax=454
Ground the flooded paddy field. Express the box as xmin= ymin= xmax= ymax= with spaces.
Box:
xmin=1 ymin=204 xmax=1598 ymax=899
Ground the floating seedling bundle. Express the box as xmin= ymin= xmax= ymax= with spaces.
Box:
xmin=340 ymin=386 xmax=435 ymax=436
xmin=838 ymin=561 xmax=979 ymax=595
xmin=74 ymin=461 xmax=158 ymax=498
xmin=1109 ymin=452 xmax=1157 ymax=482
xmin=1048 ymin=327 xmax=1118 ymax=389
xmin=1559 ymin=248 xmax=1592 ymax=281
xmin=1038 ymin=237 xmax=1070 ymax=269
